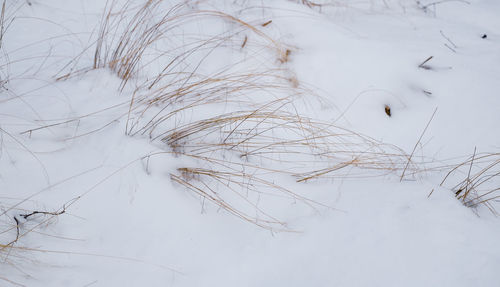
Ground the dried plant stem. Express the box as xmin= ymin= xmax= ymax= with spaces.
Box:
xmin=400 ymin=107 xmax=437 ymax=181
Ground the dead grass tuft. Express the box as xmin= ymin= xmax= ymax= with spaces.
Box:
xmin=58 ymin=0 xmax=291 ymax=90
xmin=439 ymin=151 xmax=500 ymax=214
xmin=156 ymin=103 xmax=410 ymax=229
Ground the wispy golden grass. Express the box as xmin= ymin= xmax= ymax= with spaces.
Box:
xmin=3 ymin=0 xmax=494 ymax=249
xmin=50 ymin=0 xmax=418 ymax=230
xmin=1 ymin=2 xmax=499 ymax=284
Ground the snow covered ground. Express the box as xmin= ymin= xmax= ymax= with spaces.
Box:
xmin=1 ymin=0 xmax=499 ymax=286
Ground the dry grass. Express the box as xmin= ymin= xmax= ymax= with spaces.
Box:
xmin=0 ymin=200 xmax=66 ymax=287
xmin=439 ymin=151 xmax=500 ymax=214
xmin=1 ymin=2 xmax=497 ymax=284
xmin=154 ymin=103 xmax=411 ymax=228
xmin=58 ymin=1 xmax=290 ymax=87
xmin=0 ymin=1 xmax=5 ymax=49
xmin=53 ymin=0 xmax=416 ymax=230
xmin=0 ymin=2 xmax=70 ymax=276
xmin=0 ymin=0 xmax=8 ymax=91
xmin=160 ymin=108 xmax=410 ymax=175
xmin=3 ymin=0 xmax=468 ymax=235
xmin=1 ymin=0 xmax=430 ymax=234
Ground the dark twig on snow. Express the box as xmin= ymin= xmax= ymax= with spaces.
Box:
xmin=418 ymin=56 xmax=434 ymax=69
xmin=4 ymin=206 xmax=66 ymax=247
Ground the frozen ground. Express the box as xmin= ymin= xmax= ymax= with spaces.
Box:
xmin=1 ymin=0 xmax=499 ymax=286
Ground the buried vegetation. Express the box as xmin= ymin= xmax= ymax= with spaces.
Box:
xmin=61 ymin=0 xmax=416 ymax=229
xmin=439 ymin=151 xmax=500 ymax=214
xmin=0 ymin=0 xmax=498 ymax=265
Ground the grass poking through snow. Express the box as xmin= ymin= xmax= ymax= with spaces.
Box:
xmin=50 ymin=0 xmax=418 ymax=230
xmin=439 ymin=151 xmax=500 ymax=214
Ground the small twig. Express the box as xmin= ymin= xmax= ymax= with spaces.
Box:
xmin=4 ymin=216 xmax=21 ymax=247
xmin=301 ymin=0 xmax=322 ymax=8
xmin=440 ymin=30 xmax=457 ymax=48
xmin=20 ymin=207 xmax=66 ymax=220
xmin=3 ymin=206 xmax=67 ymax=248
xmin=13 ymin=216 xmax=20 ymax=242
xmin=241 ymin=35 xmax=247 ymax=48
xmin=418 ymin=56 xmax=433 ymax=69
xmin=261 ymin=20 xmax=272 ymax=27
xmin=428 ymin=188 xmax=435 ymax=198
xmin=400 ymin=107 xmax=438 ymax=181
xmin=444 ymin=43 xmax=456 ymax=53
xmin=422 ymin=0 xmax=470 ymax=10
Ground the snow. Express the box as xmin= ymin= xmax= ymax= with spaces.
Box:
xmin=1 ymin=0 xmax=499 ymax=286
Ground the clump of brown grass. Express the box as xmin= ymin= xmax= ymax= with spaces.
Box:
xmin=171 ymin=166 xmax=295 ymax=231
xmin=160 ymin=107 xmax=410 ymax=177
xmin=54 ymin=0 xmax=413 ymax=230
xmin=57 ymin=0 xmax=290 ymax=88
xmin=124 ymin=70 xmax=303 ymax=137
xmin=439 ymin=151 xmax=500 ymax=214
xmin=155 ymin=101 xmax=411 ymax=229
xmin=88 ymin=0 xmax=415 ymax=229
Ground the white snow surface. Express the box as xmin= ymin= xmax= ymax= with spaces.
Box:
xmin=1 ymin=0 xmax=499 ymax=286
